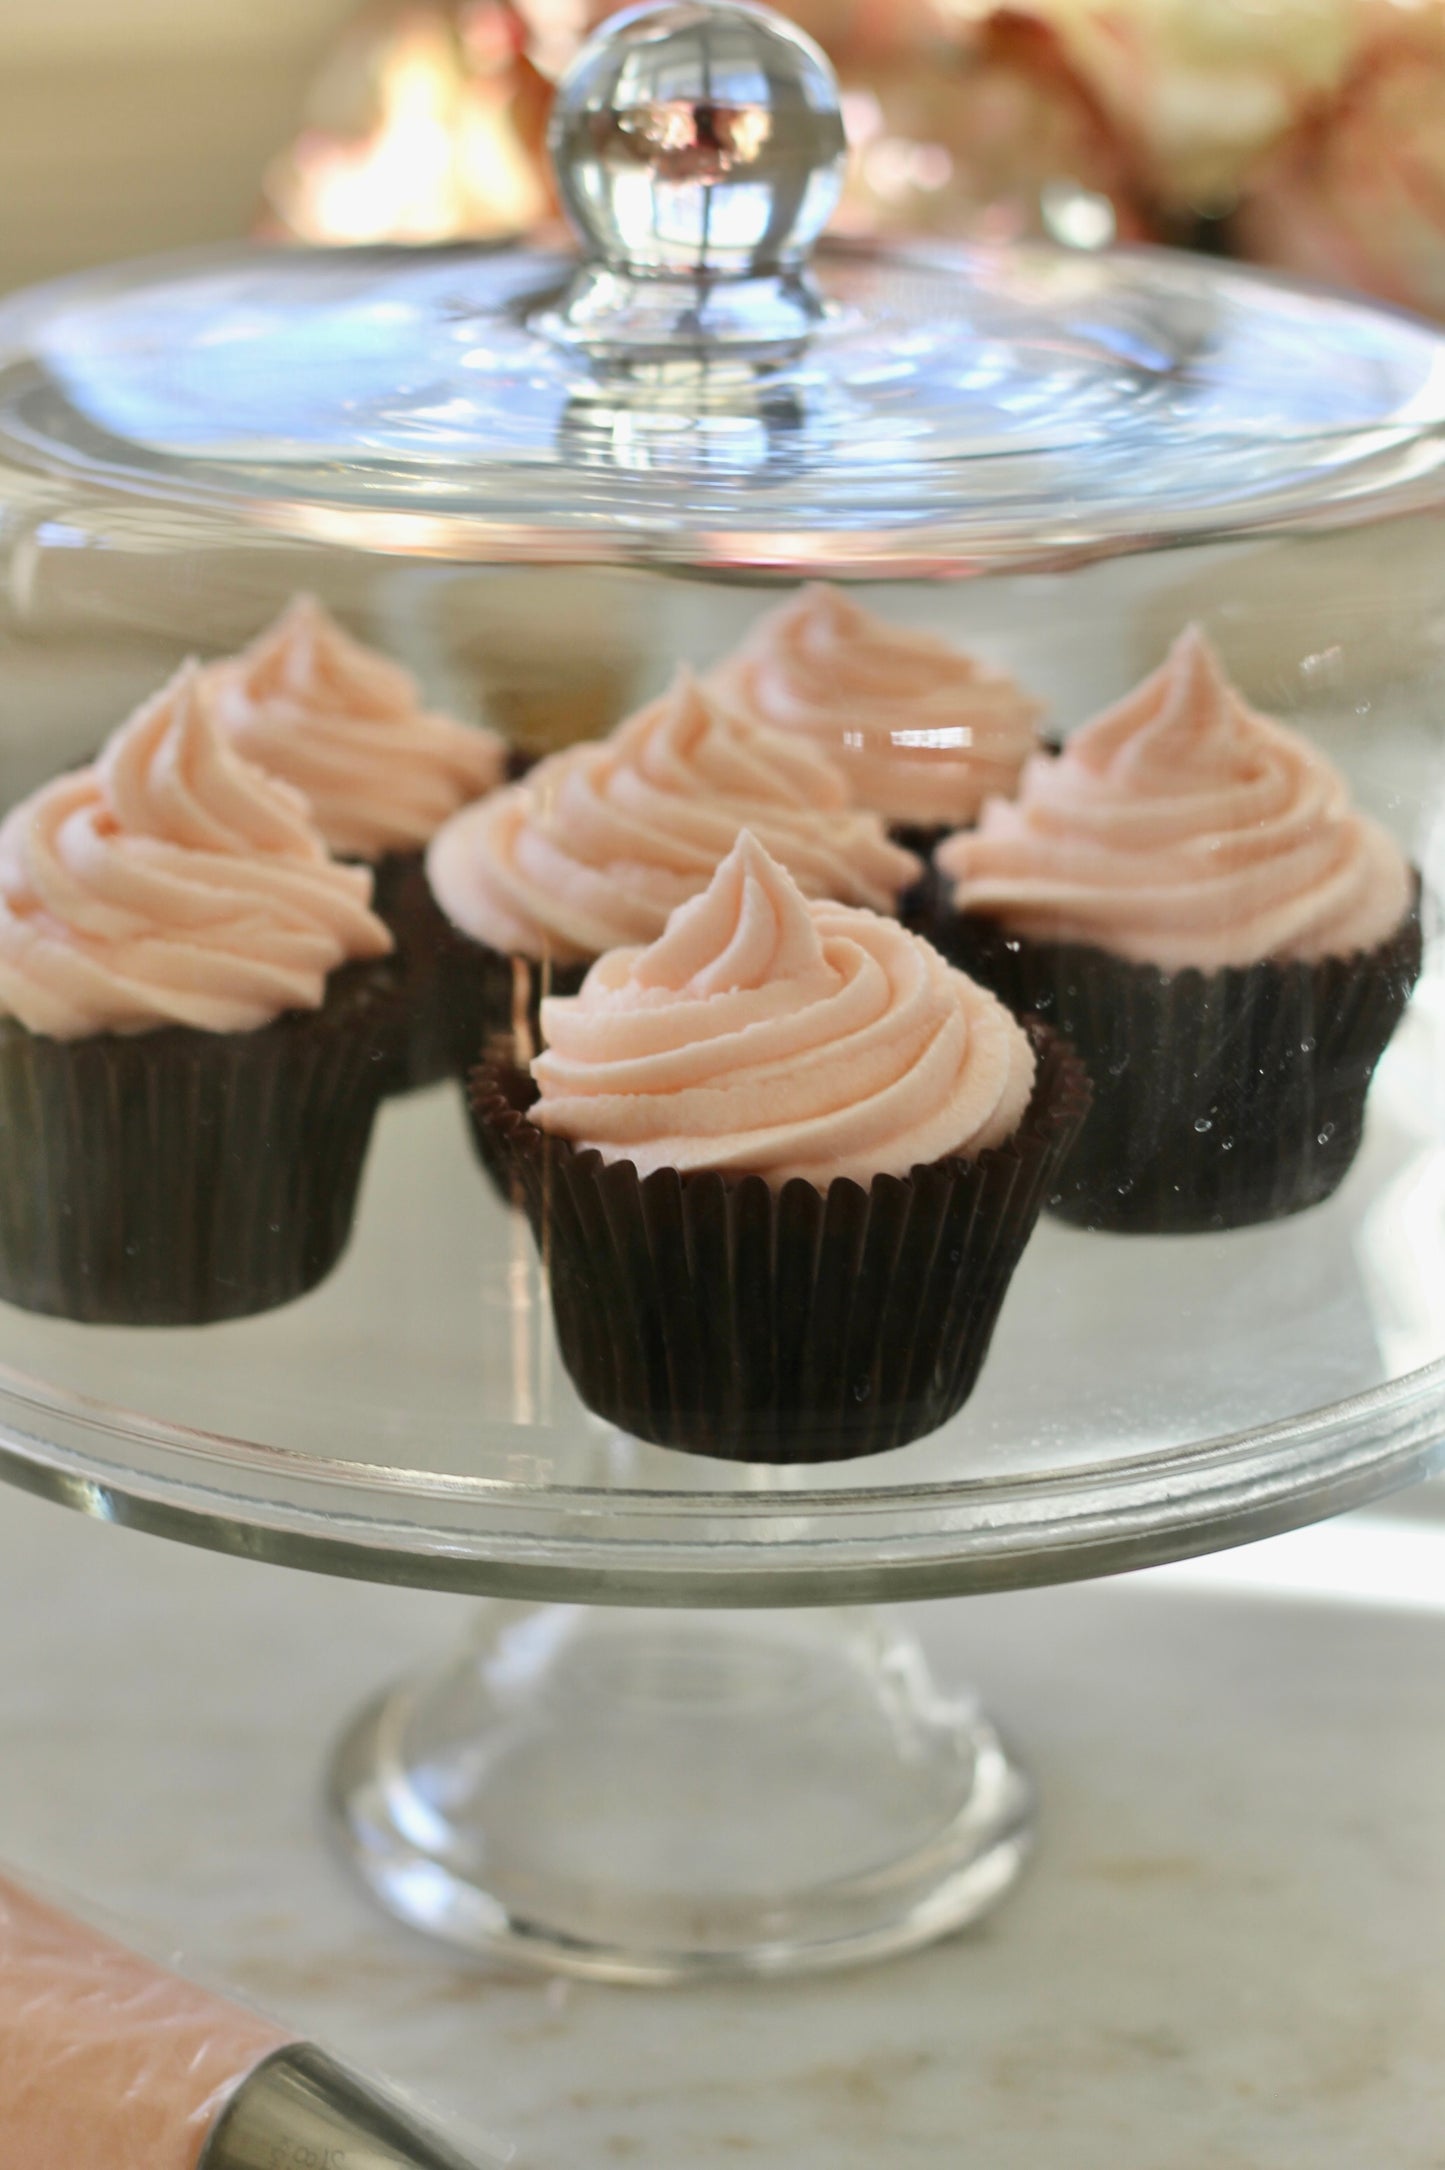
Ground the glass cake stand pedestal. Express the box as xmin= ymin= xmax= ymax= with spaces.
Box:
xmin=331 ymin=1594 xmax=1034 ymax=1982
xmin=0 ymin=1058 xmax=1439 ymax=1983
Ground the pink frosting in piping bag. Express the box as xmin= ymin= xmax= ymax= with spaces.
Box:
xmin=208 ymin=594 xmax=504 ymax=859
xmin=530 ymin=830 xmax=1036 ymax=1188
xmin=0 ymin=1872 xmax=294 ymax=2170
xmin=937 ymin=625 xmax=1413 ymax=971
xmin=709 ymin=584 xmax=1042 ymax=827
xmin=426 ymin=668 xmax=921 ymax=964
xmin=0 ymin=662 xmax=392 ymax=1038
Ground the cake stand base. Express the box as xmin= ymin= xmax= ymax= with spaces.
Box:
xmin=328 ymin=1601 xmax=1033 ymax=1984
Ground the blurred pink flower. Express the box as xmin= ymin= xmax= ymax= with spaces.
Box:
xmin=1234 ymin=4 xmax=1445 ymax=316
xmin=831 ymin=9 xmax=1153 ymax=246
xmin=1039 ymin=0 xmax=1360 ymax=216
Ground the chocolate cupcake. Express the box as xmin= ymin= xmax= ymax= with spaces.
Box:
xmin=0 ymin=663 xmax=397 ymax=1323
xmin=931 ymin=626 xmax=1422 ymax=1233
xmin=707 ymin=582 xmax=1043 ymax=859
xmin=471 ymin=833 xmax=1089 ymax=1463
xmin=207 ymin=594 xmax=505 ymax=1088
xmin=426 ymin=666 xmax=922 ymax=1077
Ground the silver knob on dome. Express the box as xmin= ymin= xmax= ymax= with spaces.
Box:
xmin=543 ymin=0 xmax=847 ymax=357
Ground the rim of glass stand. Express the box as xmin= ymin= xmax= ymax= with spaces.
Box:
xmin=5 ymin=237 xmax=1445 ymax=577
xmin=0 ymin=1343 xmax=1439 ymax=1605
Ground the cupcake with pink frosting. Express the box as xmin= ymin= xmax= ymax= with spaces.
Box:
xmin=932 ymin=625 xmax=1421 ymax=1232
xmin=427 ymin=666 xmax=922 ymax=1068
xmin=708 ymin=584 xmax=1043 ymax=848
xmin=0 ymin=662 xmax=397 ymax=1322
xmin=208 ymin=595 xmax=505 ymax=1085
xmin=472 ymin=832 xmax=1089 ymax=1462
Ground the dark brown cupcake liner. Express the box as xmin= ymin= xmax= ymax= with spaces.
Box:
xmin=469 ymin=1024 xmax=1091 ymax=1463
xmin=367 ymin=848 xmax=470 ymax=1093
xmin=440 ymin=936 xmax=589 ymax=1086
xmin=464 ymin=1028 xmax=543 ymax=1208
xmin=367 ymin=830 xmax=590 ymax=1092
xmin=891 ymin=740 xmax=1060 ymax=868
xmin=0 ymin=962 xmax=397 ymax=1325
xmin=926 ymin=874 xmax=1423 ymax=1234
xmin=892 ymin=827 xmax=947 ymax=934
xmin=891 ymin=821 xmax=953 ymax=862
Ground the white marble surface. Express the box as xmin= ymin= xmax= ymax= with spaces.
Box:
xmin=2 ymin=1486 xmax=1445 ymax=2168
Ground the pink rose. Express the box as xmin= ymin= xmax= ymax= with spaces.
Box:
xmin=833 ymin=10 xmax=1153 ymax=246
xmin=1041 ymin=0 xmax=1359 ymax=215
xmin=1233 ymin=7 xmax=1445 ymax=317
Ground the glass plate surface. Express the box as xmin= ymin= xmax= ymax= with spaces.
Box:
xmin=0 ymin=969 xmax=1441 ymax=1605
xmin=2 ymin=0 xmax=1445 ymax=1606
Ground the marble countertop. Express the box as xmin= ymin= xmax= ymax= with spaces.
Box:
xmin=2 ymin=1484 xmax=1443 ymax=2169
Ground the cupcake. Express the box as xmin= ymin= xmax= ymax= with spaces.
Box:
xmin=426 ymin=665 xmax=922 ymax=1072
xmin=0 ymin=663 xmax=397 ymax=1324
xmin=707 ymin=583 xmax=1043 ymax=855
xmin=932 ymin=626 xmax=1422 ymax=1234
xmin=471 ymin=832 xmax=1089 ymax=1463
xmin=207 ymin=594 xmax=505 ymax=1085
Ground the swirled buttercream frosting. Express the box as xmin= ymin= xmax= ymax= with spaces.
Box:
xmin=0 ymin=663 xmax=392 ymax=1038
xmin=937 ymin=626 xmax=1413 ymax=971
xmin=208 ymin=595 xmax=504 ymax=860
xmin=709 ymin=584 xmax=1042 ymax=827
xmin=529 ymin=831 xmax=1037 ymax=1188
xmin=426 ymin=668 xmax=921 ymax=965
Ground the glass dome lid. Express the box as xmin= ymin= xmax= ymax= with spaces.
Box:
xmin=2 ymin=1 xmax=1445 ymax=576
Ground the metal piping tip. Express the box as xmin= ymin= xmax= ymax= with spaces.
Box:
xmin=200 ymin=2041 xmax=499 ymax=2170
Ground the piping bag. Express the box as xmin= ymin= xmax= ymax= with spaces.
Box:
xmin=0 ymin=1870 xmax=503 ymax=2169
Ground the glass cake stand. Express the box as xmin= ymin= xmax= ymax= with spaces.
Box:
xmin=0 ymin=1029 xmax=1440 ymax=1981
xmin=0 ymin=0 xmax=1443 ymax=1981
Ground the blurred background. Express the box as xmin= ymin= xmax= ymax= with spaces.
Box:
xmin=3 ymin=0 xmax=1442 ymax=317
xmin=0 ymin=0 xmax=351 ymax=292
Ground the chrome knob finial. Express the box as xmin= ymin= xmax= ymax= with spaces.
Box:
xmin=545 ymin=1 xmax=847 ymax=354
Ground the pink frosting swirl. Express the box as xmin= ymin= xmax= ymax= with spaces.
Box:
xmin=529 ymin=831 xmax=1037 ymax=1189
xmin=936 ymin=626 xmax=1413 ymax=972
xmin=207 ymin=595 xmax=504 ymax=860
xmin=426 ymin=668 xmax=921 ymax=965
xmin=0 ymin=663 xmax=392 ymax=1038
xmin=709 ymin=584 xmax=1042 ymax=827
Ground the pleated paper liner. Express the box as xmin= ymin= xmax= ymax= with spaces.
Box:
xmin=891 ymin=821 xmax=952 ymax=862
xmin=466 ymin=1028 xmax=543 ymax=1208
xmin=363 ymin=763 xmax=546 ymax=1093
xmin=367 ymin=848 xmax=453 ymax=1092
xmin=926 ymin=877 xmax=1423 ymax=1234
xmin=891 ymin=825 xmax=948 ymax=936
xmin=469 ymin=1024 xmax=1091 ymax=1463
xmin=364 ymin=853 xmax=586 ymax=1095
xmin=891 ymin=740 xmax=1060 ymax=873
xmin=439 ymin=939 xmax=589 ymax=1101
xmin=0 ymin=961 xmax=398 ymax=1325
